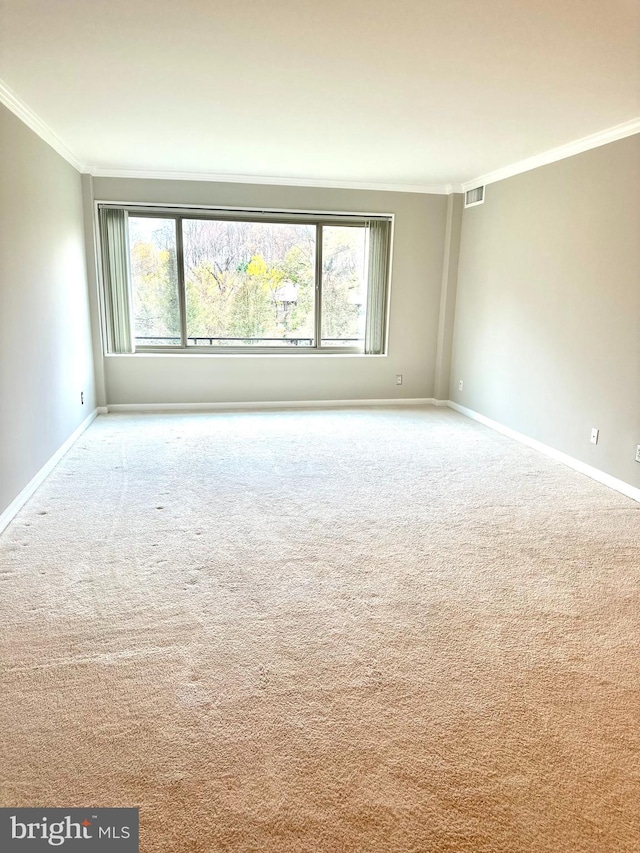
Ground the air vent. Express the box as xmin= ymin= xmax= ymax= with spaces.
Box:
xmin=465 ymin=186 xmax=485 ymax=208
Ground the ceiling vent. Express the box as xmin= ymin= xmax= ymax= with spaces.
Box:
xmin=465 ymin=186 xmax=485 ymax=208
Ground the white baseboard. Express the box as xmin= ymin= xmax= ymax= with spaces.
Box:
xmin=448 ymin=401 xmax=640 ymax=504
xmin=0 ymin=408 xmax=102 ymax=535
xmin=432 ymin=399 xmax=449 ymax=407
xmin=106 ymin=398 xmax=434 ymax=413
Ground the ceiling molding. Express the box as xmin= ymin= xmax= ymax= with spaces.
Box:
xmin=460 ymin=117 xmax=640 ymax=192
xmin=0 ymin=77 xmax=87 ymax=172
xmin=89 ymin=167 xmax=452 ymax=195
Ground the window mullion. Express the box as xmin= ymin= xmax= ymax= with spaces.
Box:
xmin=314 ymin=223 xmax=323 ymax=349
xmin=176 ymin=217 xmax=188 ymax=348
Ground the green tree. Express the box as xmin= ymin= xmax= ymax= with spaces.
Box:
xmin=130 ymin=238 xmax=180 ymax=343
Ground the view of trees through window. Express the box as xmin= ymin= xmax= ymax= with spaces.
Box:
xmin=321 ymin=226 xmax=367 ymax=346
xmin=183 ymin=219 xmax=315 ymax=346
xmin=129 ymin=217 xmax=181 ymax=346
xmin=128 ymin=215 xmax=368 ymax=349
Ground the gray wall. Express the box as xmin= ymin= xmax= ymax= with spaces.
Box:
xmin=91 ymin=177 xmax=448 ymax=405
xmin=450 ymin=135 xmax=640 ymax=487
xmin=0 ymin=105 xmax=96 ymax=516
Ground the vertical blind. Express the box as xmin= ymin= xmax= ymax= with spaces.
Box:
xmin=364 ymin=219 xmax=391 ymax=355
xmin=99 ymin=207 xmax=133 ymax=354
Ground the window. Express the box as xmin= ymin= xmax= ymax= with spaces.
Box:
xmin=98 ymin=206 xmax=392 ymax=354
xmin=129 ymin=216 xmax=181 ymax=346
xmin=321 ymin=226 xmax=367 ymax=347
xmin=181 ymin=218 xmax=316 ymax=348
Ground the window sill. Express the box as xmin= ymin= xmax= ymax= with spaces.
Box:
xmin=104 ymin=351 xmax=387 ymax=358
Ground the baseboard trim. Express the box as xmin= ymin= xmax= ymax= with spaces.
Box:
xmin=448 ymin=401 xmax=640 ymax=504
xmin=0 ymin=408 xmax=101 ymax=535
xmin=106 ymin=398 xmax=434 ymax=413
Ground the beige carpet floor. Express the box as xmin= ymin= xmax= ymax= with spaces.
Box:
xmin=1 ymin=407 xmax=639 ymax=852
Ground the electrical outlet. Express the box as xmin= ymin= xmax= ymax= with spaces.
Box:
xmin=458 ymin=380 xmax=464 ymax=391
xmin=590 ymin=428 xmax=599 ymax=445
xmin=81 ymin=391 xmax=84 ymax=405
xmin=395 ymin=374 xmax=403 ymax=386
xmin=636 ymin=445 xmax=640 ymax=463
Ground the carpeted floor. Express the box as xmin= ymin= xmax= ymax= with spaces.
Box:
xmin=1 ymin=407 xmax=639 ymax=852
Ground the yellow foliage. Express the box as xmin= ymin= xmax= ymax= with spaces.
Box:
xmin=246 ymin=254 xmax=286 ymax=294
xmin=247 ymin=255 xmax=267 ymax=277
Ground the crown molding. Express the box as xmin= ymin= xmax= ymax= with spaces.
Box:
xmin=460 ymin=117 xmax=640 ymax=192
xmin=89 ymin=167 xmax=452 ymax=195
xmin=0 ymin=77 xmax=87 ymax=172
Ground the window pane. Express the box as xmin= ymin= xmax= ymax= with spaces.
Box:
xmin=128 ymin=217 xmax=181 ymax=346
xmin=321 ymin=226 xmax=367 ymax=348
xmin=182 ymin=219 xmax=315 ymax=347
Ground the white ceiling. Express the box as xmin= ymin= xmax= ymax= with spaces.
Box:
xmin=0 ymin=0 xmax=638 ymax=190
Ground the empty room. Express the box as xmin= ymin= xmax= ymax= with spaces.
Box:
xmin=0 ymin=1 xmax=639 ymax=851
